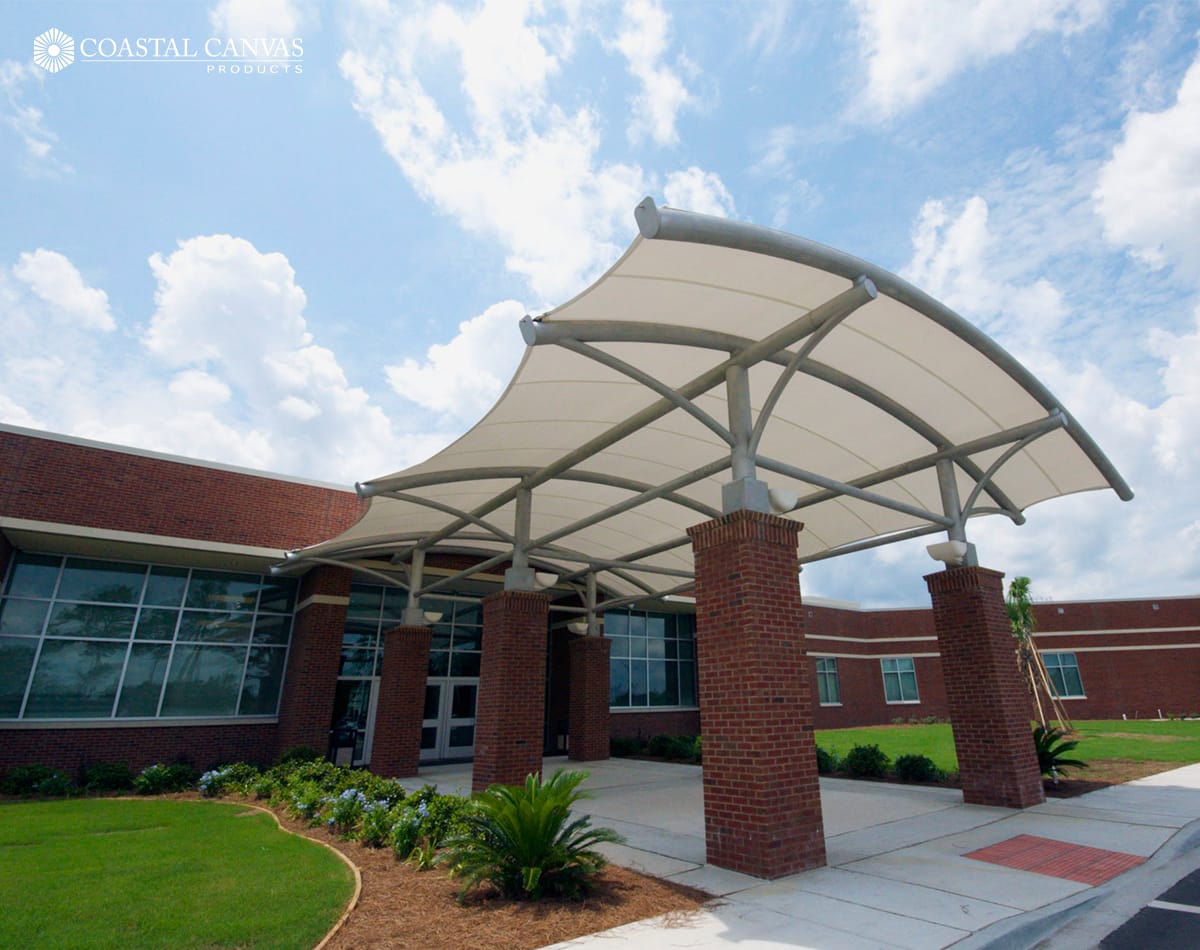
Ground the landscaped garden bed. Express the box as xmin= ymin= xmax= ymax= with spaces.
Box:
xmin=0 ymin=754 xmax=707 ymax=950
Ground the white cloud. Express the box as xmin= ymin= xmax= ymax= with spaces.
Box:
xmin=168 ymin=370 xmax=232 ymax=406
xmin=0 ymin=61 xmax=70 ymax=174
xmin=905 ymin=196 xmax=1066 ymax=340
xmin=1094 ymin=44 xmax=1200 ymax=278
xmin=0 ymin=239 xmax=408 ymax=483
xmin=663 ymin=167 xmax=735 ymax=218
xmin=338 ymin=0 xmax=731 ymax=304
xmin=613 ymin=0 xmax=694 ymax=146
xmin=209 ymin=0 xmax=316 ymax=38
xmin=853 ymin=190 xmax=1200 ymax=605
xmin=385 ymin=299 xmax=527 ymax=421
xmin=851 ymin=0 xmax=1106 ymax=118
xmin=12 ymin=249 xmax=114 ymax=330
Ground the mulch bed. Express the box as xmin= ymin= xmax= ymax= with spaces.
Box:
xmin=254 ymin=806 xmax=710 ymax=950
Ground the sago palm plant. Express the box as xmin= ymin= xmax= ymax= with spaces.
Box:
xmin=438 ymin=768 xmax=623 ymax=901
xmin=1032 ymin=724 xmax=1088 ymax=784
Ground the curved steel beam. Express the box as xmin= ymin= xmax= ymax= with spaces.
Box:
xmin=557 ymin=337 xmax=734 ymax=445
xmin=378 ymin=491 xmax=516 ymax=545
xmin=635 ymin=197 xmax=1132 ymax=502
xmin=359 ymin=466 xmax=720 ymax=520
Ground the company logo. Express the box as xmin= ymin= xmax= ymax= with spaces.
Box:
xmin=33 ymin=28 xmax=75 ymax=73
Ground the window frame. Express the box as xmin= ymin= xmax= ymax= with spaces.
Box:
xmin=880 ymin=656 xmax=920 ymax=704
xmin=1041 ymin=650 xmax=1086 ymax=699
xmin=1 ymin=553 xmax=295 ymax=723
xmin=606 ymin=609 xmax=698 ymax=711
xmin=815 ymin=656 xmax=841 ymax=706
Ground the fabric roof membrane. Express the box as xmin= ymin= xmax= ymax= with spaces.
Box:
xmin=286 ymin=200 xmax=1131 ymax=606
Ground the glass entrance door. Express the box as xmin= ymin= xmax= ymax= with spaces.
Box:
xmin=420 ymin=677 xmax=478 ymax=761
xmin=330 ymin=677 xmax=379 ymax=766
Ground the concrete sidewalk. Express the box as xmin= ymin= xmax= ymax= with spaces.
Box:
xmin=403 ymin=758 xmax=1200 ymax=949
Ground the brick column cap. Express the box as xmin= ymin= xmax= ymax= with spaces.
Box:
xmin=382 ymin=624 xmax=436 ymax=638
xmin=482 ymin=588 xmax=550 ymax=614
xmin=925 ymin=564 xmax=1006 ymax=594
xmin=687 ymin=508 xmax=803 ymax=551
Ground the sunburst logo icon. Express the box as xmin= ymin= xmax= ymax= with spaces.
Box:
xmin=33 ymin=29 xmax=74 ymax=73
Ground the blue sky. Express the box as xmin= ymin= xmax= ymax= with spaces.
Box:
xmin=3 ymin=0 xmax=1199 ymax=608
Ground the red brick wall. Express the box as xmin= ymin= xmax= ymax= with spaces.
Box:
xmin=609 ymin=709 xmax=701 ymax=740
xmin=689 ymin=510 xmax=825 ymax=878
xmin=568 ymin=635 xmax=610 ymax=761
xmin=0 ymin=429 xmax=366 ymax=548
xmin=370 ymin=625 xmax=433 ymax=777
xmin=473 ymin=590 xmax=548 ymax=793
xmin=927 ymin=566 xmax=1043 ymax=808
xmin=274 ymin=565 xmax=352 ymax=756
xmin=0 ymin=722 xmax=276 ymax=776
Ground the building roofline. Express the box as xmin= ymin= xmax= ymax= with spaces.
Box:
xmin=0 ymin=423 xmax=357 ymax=494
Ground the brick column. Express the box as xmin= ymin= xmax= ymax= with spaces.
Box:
xmin=568 ymin=634 xmax=611 ymax=762
xmin=275 ymin=565 xmax=351 ymax=756
xmin=688 ymin=510 xmax=825 ymax=878
xmin=473 ymin=589 xmax=549 ymax=793
xmin=926 ymin=566 xmax=1044 ymax=808
xmin=370 ymin=625 xmax=433 ymax=777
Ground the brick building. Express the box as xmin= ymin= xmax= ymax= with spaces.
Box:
xmin=2 ymin=203 xmax=1147 ymax=877
xmin=3 ymin=424 xmax=1193 ymax=781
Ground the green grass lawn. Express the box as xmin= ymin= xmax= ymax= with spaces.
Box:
xmin=0 ymin=798 xmax=355 ymax=950
xmin=814 ymin=719 xmax=1200 ymax=774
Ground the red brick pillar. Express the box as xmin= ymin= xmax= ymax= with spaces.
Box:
xmin=568 ymin=634 xmax=611 ymax=762
xmin=275 ymin=565 xmax=351 ymax=756
xmin=926 ymin=566 xmax=1044 ymax=808
xmin=370 ymin=625 xmax=432 ymax=777
xmin=688 ymin=510 xmax=825 ymax=878
xmin=473 ymin=589 xmax=548 ymax=793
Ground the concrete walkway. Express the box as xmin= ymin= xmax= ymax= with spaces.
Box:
xmin=402 ymin=758 xmax=1200 ymax=949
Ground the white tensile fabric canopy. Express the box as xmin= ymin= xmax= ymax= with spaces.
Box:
xmin=286 ymin=200 xmax=1131 ymax=607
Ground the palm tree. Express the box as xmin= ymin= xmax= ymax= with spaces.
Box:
xmin=1006 ymin=576 xmax=1071 ymax=730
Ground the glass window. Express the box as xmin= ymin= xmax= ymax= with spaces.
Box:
xmin=185 ymin=571 xmax=260 ymax=611
xmin=0 ymin=598 xmax=49 ymax=638
xmin=4 ymin=553 xmax=61 ymax=599
xmin=56 ymin=559 xmax=145 ymax=604
xmin=160 ymin=644 xmax=245 ymax=717
xmin=881 ymin=656 xmax=919 ymax=703
xmin=135 ymin=608 xmax=180 ymax=642
xmin=45 ymin=603 xmax=136 ymax=641
xmin=239 ymin=647 xmax=287 ymax=715
xmin=0 ymin=637 xmax=38 ymax=716
xmin=0 ymin=554 xmax=295 ymax=721
xmin=177 ymin=612 xmax=252 ymax=644
xmin=816 ymin=656 xmax=840 ymax=705
xmin=24 ymin=639 xmax=126 ymax=718
xmin=1043 ymin=652 xmax=1085 ymax=698
xmin=143 ymin=567 xmax=188 ymax=607
xmin=604 ymin=609 xmax=697 ymax=709
xmin=116 ymin=643 xmax=171 ymax=717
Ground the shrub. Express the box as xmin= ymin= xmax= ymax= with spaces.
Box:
xmin=360 ymin=801 xmax=399 ymax=848
xmin=274 ymin=746 xmax=323 ymax=769
xmin=894 ymin=754 xmax=943 ymax=783
xmin=82 ymin=762 xmax=135 ymax=793
xmin=36 ymin=771 xmax=76 ymax=797
xmin=1032 ymin=725 xmax=1087 ymax=780
xmin=285 ymin=780 xmax=328 ymax=824
xmin=326 ymin=788 xmax=368 ymax=836
xmin=815 ymin=746 xmax=838 ymax=774
xmin=134 ymin=763 xmax=199 ymax=795
xmin=692 ymin=735 xmax=702 ymax=762
xmin=647 ymin=734 xmax=697 ymax=761
xmin=609 ymin=736 xmax=643 ymax=757
xmin=390 ymin=804 xmax=425 ymax=859
xmin=439 ymin=769 xmax=623 ymax=901
xmin=198 ymin=762 xmax=260 ymax=797
xmin=843 ymin=744 xmax=890 ymax=778
xmin=2 ymin=764 xmax=58 ymax=796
